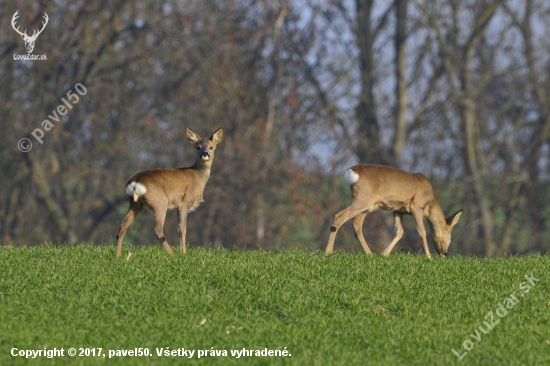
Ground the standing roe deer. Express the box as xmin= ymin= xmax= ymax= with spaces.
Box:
xmin=325 ymin=164 xmax=462 ymax=258
xmin=115 ymin=127 xmax=223 ymax=257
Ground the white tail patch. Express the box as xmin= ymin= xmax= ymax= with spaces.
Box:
xmin=344 ymin=168 xmax=359 ymax=187
xmin=126 ymin=182 xmax=147 ymax=202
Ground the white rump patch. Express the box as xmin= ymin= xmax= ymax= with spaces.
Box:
xmin=125 ymin=182 xmax=147 ymax=197
xmin=344 ymin=168 xmax=359 ymax=187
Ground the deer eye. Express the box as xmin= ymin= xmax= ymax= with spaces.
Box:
xmin=196 ymin=147 xmax=200 ymax=151
xmin=209 ymin=146 xmax=214 ymax=150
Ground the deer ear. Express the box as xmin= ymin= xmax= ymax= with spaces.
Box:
xmin=186 ymin=128 xmax=200 ymax=143
xmin=210 ymin=127 xmax=224 ymax=145
xmin=446 ymin=210 xmax=463 ymax=228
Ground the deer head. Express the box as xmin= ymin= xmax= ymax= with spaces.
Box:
xmin=12 ymin=11 xmax=49 ymax=54
xmin=430 ymin=210 xmax=463 ymax=257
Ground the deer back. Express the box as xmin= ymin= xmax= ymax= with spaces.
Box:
xmin=346 ymin=164 xmax=436 ymax=214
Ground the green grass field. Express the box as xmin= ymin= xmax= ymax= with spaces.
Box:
xmin=0 ymin=245 xmax=548 ymax=365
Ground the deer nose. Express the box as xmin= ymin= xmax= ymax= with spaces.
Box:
xmin=200 ymin=151 xmax=210 ymax=160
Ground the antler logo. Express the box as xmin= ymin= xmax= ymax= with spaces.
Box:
xmin=11 ymin=11 xmax=49 ymax=54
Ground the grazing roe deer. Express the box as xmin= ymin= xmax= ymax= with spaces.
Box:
xmin=115 ymin=127 xmax=223 ymax=257
xmin=325 ymin=164 xmax=462 ymax=258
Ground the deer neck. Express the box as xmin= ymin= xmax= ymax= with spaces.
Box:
xmin=191 ymin=158 xmax=213 ymax=180
xmin=426 ymin=199 xmax=446 ymax=239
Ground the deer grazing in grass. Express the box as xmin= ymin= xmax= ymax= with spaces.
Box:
xmin=115 ymin=128 xmax=223 ymax=258
xmin=326 ymin=164 xmax=462 ymax=258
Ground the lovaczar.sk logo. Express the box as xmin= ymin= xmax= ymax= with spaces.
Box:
xmin=12 ymin=10 xmax=48 ymax=61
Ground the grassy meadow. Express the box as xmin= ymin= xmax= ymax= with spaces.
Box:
xmin=0 ymin=245 xmax=548 ymax=365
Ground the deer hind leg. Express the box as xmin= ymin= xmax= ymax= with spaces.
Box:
xmin=152 ymin=204 xmax=173 ymax=255
xmin=382 ymin=212 xmax=404 ymax=256
xmin=325 ymin=205 xmax=369 ymax=254
xmin=411 ymin=209 xmax=431 ymax=259
xmin=116 ymin=201 xmax=143 ymax=258
xmin=177 ymin=207 xmax=189 ymax=254
xmin=352 ymin=211 xmax=372 ymax=254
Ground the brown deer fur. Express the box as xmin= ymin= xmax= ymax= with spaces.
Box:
xmin=115 ymin=127 xmax=223 ymax=257
xmin=325 ymin=164 xmax=462 ymax=258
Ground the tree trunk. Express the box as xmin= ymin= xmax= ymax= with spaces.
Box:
xmin=393 ymin=0 xmax=408 ymax=167
xmin=355 ymin=0 xmax=388 ymax=164
xmin=459 ymin=5 xmax=501 ymax=256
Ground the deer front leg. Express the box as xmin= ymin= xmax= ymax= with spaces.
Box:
xmin=411 ymin=209 xmax=431 ymax=259
xmin=153 ymin=206 xmax=173 ymax=255
xmin=178 ymin=207 xmax=189 ymax=254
